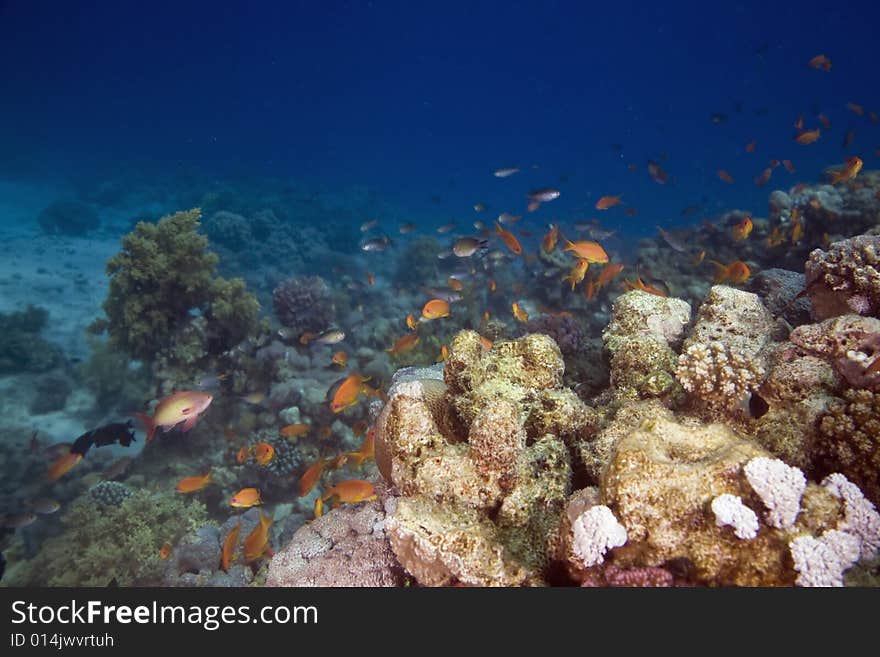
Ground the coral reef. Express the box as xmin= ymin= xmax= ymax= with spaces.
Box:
xmin=0 ymin=305 xmax=63 ymax=374
xmin=375 ymin=330 xmax=594 ymax=585
xmin=202 ymin=211 xmax=252 ymax=252
xmin=748 ymin=268 xmax=812 ymax=327
xmin=90 ymin=208 xmax=260 ymax=365
xmin=602 ymin=291 xmax=691 ymax=400
xmin=272 ymin=275 xmax=335 ymax=334
xmin=88 ymin=481 xmax=134 ymax=509
xmin=805 ymin=236 xmax=880 ymax=320
xmin=267 ymin=497 xmax=405 ymax=587
xmin=789 ymin=315 xmax=880 ymax=389
xmin=37 ymin=199 xmax=100 ymax=236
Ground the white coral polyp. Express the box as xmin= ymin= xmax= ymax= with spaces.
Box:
xmin=744 ymin=457 xmax=806 ymax=529
xmin=822 ymin=473 xmax=880 ymax=560
xmin=572 ymin=505 xmax=627 ymax=568
xmin=790 ymin=530 xmax=861 ymax=587
xmin=711 ymin=494 xmax=759 ymax=540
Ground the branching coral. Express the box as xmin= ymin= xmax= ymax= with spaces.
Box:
xmin=90 ymin=208 xmax=260 ymax=364
xmin=676 ymin=341 xmax=764 ymax=410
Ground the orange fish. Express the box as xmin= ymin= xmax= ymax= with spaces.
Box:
xmin=352 ymin=420 xmax=369 ymax=437
xmin=175 ymin=471 xmax=212 ymax=494
xmin=386 ymin=332 xmax=420 ymax=355
xmin=818 ymin=113 xmax=832 ymax=129
xmin=314 ymin=497 xmax=324 ymax=518
xmin=622 ymin=276 xmax=667 ymax=297
xmin=47 ymin=452 xmax=82 ymax=482
xmin=482 ymin=311 xmax=490 ymax=322
xmin=809 ymin=54 xmax=832 ymax=71
xmin=330 ymin=374 xmax=371 ymax=413
xmin=717 ymin=169 xmax=734 ymax=184
xmin=745 ymin=140 xmax=756 ymax=153
xmin=495 ymin=222 xmax=522 ymax=254
xmin=511 ymin=302 xmax=529 ymax=323
xmin=782 ymin=159 xmax=795 ymax=173
xmin=769 ymin=159 xmax=781 ymax=169
xmin=562 ymin=239 xmax=609 ymax=263
xmin=583 ymin=277 xmax=596 ymax=301
xmin=438 ymin=344 xmax=449 ymax=362
xmin=595 ymin=195 xmax=622 ymax=210
xmin=299 ymin=331 xmax=318 ymax=345
xmin=731 ymin=216 xmax=753 ymax=241
xmin=794 ymin=116 xmax=804 ymax=130
xmin=134 ymin=390 xmax=213 ymax=442
xmin=236 ymin=446 xmax=250 ymax=464
xmin=846 ymin=102 xmax=864 ymax=117
xmin=870 ymin=111 xmax=879 ymax=125
xmin=422 ymin=298 xmax=451 ymax=320
xmin=328 ymin=454 xmax=349 ymax=471
xmin=405 ymin=313 xmax=419 ymax=331
xmin=795 ymin=129 xmax=821 ymax=145
xmin=252 ymin=442 xmax=275 ymax=466
xmin=322 ymin=479 xmax=378 ymax=505
xmin=159 ymin=542 xmax=173 ymax=560
xmin=298 ymin=457 xmax=328 ymax=496
xmin=711 ymin=260 xmax=751 ymax=284
xmin=280 ymin=423 xmax=310 ymax=438
xmin=348 ymin=428 xmax=376 ymax=468
xmin=564 ymin=259 xmax=589 ymax=291
xmin=595 ymin=263 xmax=624 ymax=290
xmin=330 ymin=350 xmax=348 ymax=367
xmin=542 ymin=224 xmax=559 ymax=253
xmin=488 ymin=279 xmax=497 ymax=293
xmin=243 ymin=512 xmax=273 ymax=563
xmin=827 ymin=156 xmax=863 ymax=184
xmin=624 ymin=207 xmax=637 ymax=217
xmin=447 ymin=276 xmax=464 ymax=291
xmin=754 ymin=167 xmax=773 ymax=186
xmin=480 ymin=336 xmax=493 ymax=350
xmin=647 ymin=160 xmax=669 ymax=184
xmin=230 ymin=487 xmax=262 ymax=508
xmin=766 ymin=226 xmax=785 ymax=248
xmin=791 ymin=213 xmax=805 ymax=244
xmin=366 ymin=271 xmax=375 ymax=286
xmin=221 ymin=522 xmax=241 ymax=571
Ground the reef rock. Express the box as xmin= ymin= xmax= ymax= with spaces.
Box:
xmin=272 ymin=275 xmax=336 ymax=334
xmin=805 ymin=235 xmax=880 ymax=320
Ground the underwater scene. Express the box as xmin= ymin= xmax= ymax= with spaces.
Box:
xmin=1 ymin=1 xmax=879 ymax=588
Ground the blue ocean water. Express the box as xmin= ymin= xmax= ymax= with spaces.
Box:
xmin=2 ymin=0 xmax=878 ymax=234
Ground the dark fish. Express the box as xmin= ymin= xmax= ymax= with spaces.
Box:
xmin=710 ymin=113 xmax=728 ymax=124
xmin=3 ymin=513 xmax=37 ymax=529
xmin=680 ymin=205 xmax=700 ymax=217
xmin=102 ymin=456 xmax=134 ymax=480
xmin=30 ymin=497 xmax=61 ymax=515
xmin=361 ymin=236 xmax=391 ymax=252
xmin=70 ymin=420 xmax=136 ymax=457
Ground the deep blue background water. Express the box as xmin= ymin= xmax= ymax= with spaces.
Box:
xmin=2 ymin=0 xmax=878 ymax=235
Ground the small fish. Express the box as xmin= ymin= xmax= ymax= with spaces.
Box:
xmin=43 ymin=442 xmax=73 ymax=460
xmin=239 ymin=392 xmax=266 ymax=406
xmin=102 ymin=456 xmax=133 ymax=480
xmin=3 ymin=513 xmax=37 ymax=529
xmin=826 ymin=156 xmax=863 ymax=184
xmin=252 ymin=442 xmax=275 ymax=466
xmin=134 ymin=391 xmax=213 ymax=442
xmin=795 ymin=129 xmax=821 ymax=145
xmin=790 ymin=210 xmax=805 ymax=244
xmin=366 ymin=271 xmax=375 ymax=286
xmin=230 ymin=487 xmax=262 ymax=508
xmin=656 ymin=226 xmax=687 ymax=253
xmin=438 ymin=344 xmax=449 ymax=362
xmin=528 ymin=188 xmax=561 ymax=203
xmin=387 ymin=333 xmax=420 ymax=355
xmin=348 ymin=428 xmax=376 ymax=467
xmin=809 ymin=54 xmax=832 ymax=71
xmin=473 ymin=202 xmax=487 ymax=212
xmin=595 ymin=263 xmax=625 ymax=290
xmin=399 ymin=222 xmax=417 ymax=234
xmin=766 ymin=225 xmax=785 ymax=248
xmin=595 ymin=195 xmax=622 ymax=210
xmin=731 ymin=216 xmax=753 ymax=241
xmin=159 ymin=542 xmax=173 ymax=560
xmin=480 ymin=336 xmax=493 ymax=350
xmin=360 ymin=219 xmax=379 ymax=232
xmin=30 ymin=497 xmax=60 ymax=515
xmin=71 ymin=420 xmax=137 ymax=456
xmin=314 ymin=497 xmax=324 ymax=518
xmin=846 ymin=102 xmax=864 ymax=117
xmin=473 ymin=220 xmax=486 ymax=230
xmin=321 ymin=479 xmax=378 ymax=505
xmin=794 ymin=115 xmax=804 ymax=130
xmin=818 ymin=113 xmax=832 ymax=129
xmin=583 ymin=277 xmax=596 ymax=300
xmin=842 ymin=129 xmax=856 ymax=150
xmin=782 ymin=159 xmax=796 ymax=173
xmin=648 ymin=160 xmax=670 ymax=185
xmin=495 ymin=222 xmax=522 ymax=255
xmin=175 ymin=472 xmax=212 ymax=494
xmin=587 ymin=225 xmax=616 ymax=240
xmin=362 ymin=236 xmax=391 ymax=252
xmin=754 ymin=167 xmax=773 ymax=186
xmin=453 ymin=237 xmax=488 ymax=257
xmin=352 ymin=420 xmax=369 ymax=437
xmin=330 ymin=374 xmax=371 ymax=413
xmin=717 ymin=169 xmax=734 ymax=184
xmin=511 ymin=302 xmax=529 ymax=323
xmin=221 ymin=522 xmax=241 ymax=571
xmin=745 ymin=140 xmax=756 ymax=153
xmin=280 ymin=423 xmax=310 ymax=438
xmin=562 ymin=239 xmax=609 ymax=263
xmin=710 ymin=112 xmax=727 ymax=124
xmin=691 ymin=250 xmax=707 ymax=266
xmin=622 ymin=276 xmax=668 ymax=297
xmin=314 ymin=330 xmax=345 ymax=345
xmin=710 ymin=260 xmax=751 ymax=284
xmin=447 ymin=276 xmax=464 ymax=291
xmin=497 ymin=212 xmax=521 ymax=225
xmin=563 ymin=259 xmax=589 ymax=291
xmin=236 ymin=446 xmax=250 ymax=464
xmin=299 ymin=331 xmax=318 ymax=345
xmin=436 ymin=249 xmax=454 ymax=259
xmin=196 ymin=372 xmax=228 ymax=390
xmin=243 ymin=512 xmax=273 ymax=563
xmin=330 ymin=351 xmax=348 ymax=367
xmin=437 ymin=222 xmax=457 ymax=234
xmin=542 ymin=224 xmax=559 ymax=253
xmin=298 ymin=457 xmax=328 ymax=496
xmin=488 ymin=279 xmax=497 ymax=293
xmin=493 ymin=167 xmax=520 ymax=178
xmin=422 ymin=298 xmax=451 ymax=320
xmin=47 ymin=452 xmax=82 ymax=482
xmin=405 ymin=313 xmax=419 ymax=331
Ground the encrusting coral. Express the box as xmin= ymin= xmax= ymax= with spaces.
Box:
xmin=90 ymin=208 xmax=260 ymax=365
